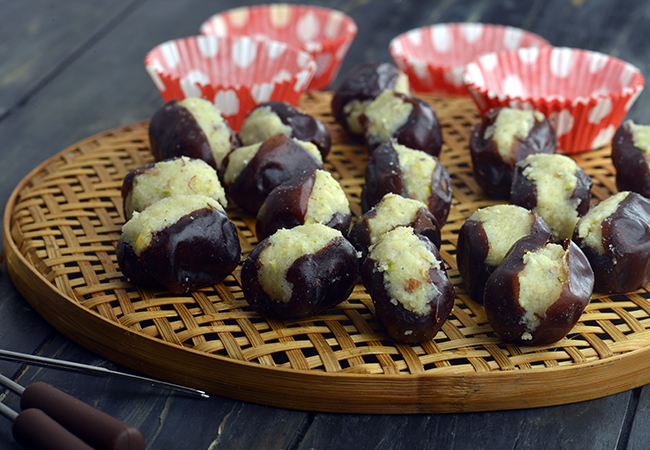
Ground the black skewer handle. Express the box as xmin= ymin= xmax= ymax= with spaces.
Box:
xmin=13 ymin=408 xmax=94 ymax=450
xmin=20 ymin=382 xmax=145 ymax=450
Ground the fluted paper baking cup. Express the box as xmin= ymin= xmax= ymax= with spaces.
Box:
xmin=200 ymin=4 xmax=357 ymax=90
xmin=389 ymin=23 xmax=549 ymax=95
xmin=144 ymin=35 xmax=316 ymax=131
xmin=463 ymin=46 xmax=645 ymax=153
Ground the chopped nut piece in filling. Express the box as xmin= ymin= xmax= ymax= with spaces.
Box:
xmin=367 ymin=194 xmax=427 ymax=244
xmin=576 ymin=191 xmax=629 ymax=254
xmin=179 ymin=97 xmax=234 ymax=168
xmin=469 ymin=204 xmax=536 ymax=267
xmin=121 ymin=195 xmax=224 ymax=255
xmin=257 ymin=224 xmax=340 ymax=303
xmin=304 ymin=170 xmax=350 ymax=225
xmin=370 ymin=227 xmax=440 ymax=316
xmin=394 ymin=144 xmax=436 ymax=204
xmin=484 ymin=108 xmax=545 ymax=163
xmin=521 ymin=154 xmax=580 ymax=241
xmin=517 ymin=243 xmax=568 ymax=339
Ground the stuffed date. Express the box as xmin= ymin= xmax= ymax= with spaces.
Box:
xmin=360 ymin=227 xmax=455 ymax=343
xmin=241 ymin=224 xmax=359 ymax=319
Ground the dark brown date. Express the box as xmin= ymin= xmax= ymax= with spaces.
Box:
xmin=241 ymin=235 xmax=359 ymax=319
xmin=240 ymin=101 xmax=331 ymax=158
xmin=573 ymin=192 xmax=650 ymax=293
xmin=149 ymin=99 xmax=239 ymax=170
xmin=456 ymin=208 xmax=552 ymax=303
xmin=611 ymin=121 xmax=650 ymax=198
xmin=511 ymin=157 xmax=592 ymax=215
xmin=362 ymin=141 xmax=452 ymax=226
xmin=360 ymin=93 xmax=443 ymax=157
xmin=360 ymin=233 xmax=454 ymax=343
xmin=348 ymin=196 xmax=441 ymax=263
xmin=220 ymin=134 xmax=324 ymax=213
xmin=331 ymin=61 xmax=407 ymax=137
xmin=255 ymin=170 xmax=351 ymax=241
xmin=469 ymin=107 xmax=556 ymax=198
xmin=116 ymin=205 xmax=242 ymax=294
xmin=483 ymin=233 xmax=594 ymax=346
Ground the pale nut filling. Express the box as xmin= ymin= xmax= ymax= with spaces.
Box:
xmin=517 ymin=243 xmax=569 ymax=340
xmin=394 ymin=144 xmax=437 ymax=205
xmin=393 ymin=72 xmax=411 ymax=96
xmin=180 ymin=97 xmax=233 ymax=169
xmin=628 ymin=120 xmax=650 ymax=156
xmin=363 ymin=90 xmax=413 ymax=145
xmin=484 ymin=108 xmax=545 ymax=163
xmin=238 ymin=106 xmax=292 ymax=146
xmin=341 ymin=71 xmax=409 ymax=135
xmin=521 ymin=153 xmax=580 ymax=242
xmin=469 ymin=204 xmax=536 ymax=267
xmin=304 ymin=170 xmax=350 ymax=226
xmin=125 ymin=156 xmax=227 ymax=219
xmin=370 ymin=226 xmax=441 ymax=317
xmin=121 ymin=195 xmax=224 ymax=255
xmin=367 ymin=194 xmax=427 ymax=245
xmin=257 ymin=224 xmax=341 ymax=303
xmin=223 ymin=142 xmax=262 ymax=186
xmin=576 ymin=191 xmax=629 ymax=254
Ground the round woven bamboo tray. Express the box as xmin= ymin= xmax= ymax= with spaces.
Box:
xmin=5 ymin=91 xmax=650 ymax=414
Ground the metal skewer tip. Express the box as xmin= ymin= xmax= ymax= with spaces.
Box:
xmin=0 ymin=349 xmax=209 ymax=399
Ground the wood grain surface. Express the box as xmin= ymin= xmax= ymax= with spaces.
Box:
xmin=1 ymin=1 xmax=650 ymax=449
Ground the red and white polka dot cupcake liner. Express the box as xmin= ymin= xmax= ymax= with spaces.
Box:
xmin=144 ymin=35 xmax=316 ymax=132
xmin=464 ymin=46 xmax=645 ymax=153
xmin=200 ymin=4 xmax=357 ymax=91
xmin=389 ymin=23 xmax=550 ymax=96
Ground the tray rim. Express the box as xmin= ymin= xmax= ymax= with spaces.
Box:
xmin=5 ymin=108 xmax=650 ymax=414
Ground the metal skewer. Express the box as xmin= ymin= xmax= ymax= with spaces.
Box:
xmin=0 ymin=401 xmax=18 ymax=422
xmin=0 ymin=372 xmax=25 ymax=395
xmin=0 ymin=373 xmax=24 ymax=421
xmin=0 ymin=349 xmax=209 ymax=399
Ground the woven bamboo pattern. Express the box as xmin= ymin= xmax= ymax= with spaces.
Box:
xmin=6 ymin=91 xmax=650 ymax=412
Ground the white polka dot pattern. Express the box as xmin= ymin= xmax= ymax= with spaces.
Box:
xmin=266 ymin=41 xmax=288 ymax=60
xmin=431 ymin=26 xmax=453 ymax=53
xmin=199 ymin=5 xmax=357 ymax=90
xmin=463 ymin=46 xmax=645 ymax=153
xmin=592 ymin=124 xmax=616 ymax=149
xmin=144 ymin=35 xmax=317 ymax=132
xmin=232 ymin=37 xmax=257 ymax=68
xmin=181 ymin=70 xmax=209 ymax=99
xmin=503 ymin=27 xmax=523 ymax=50
xmin=588 ymin=98 xmax=613 ymax=124
xmin=550 ymin=47 xmax=574 ymax=78
xmin=462 ymin=23 xmax=483 ymax=43
xmin=197 ymin=37 xmax=219 ymax=58
xmin=388 ymin=23 xmax=549 ymax=95
xmin=214 ymin=90 xmax=239 ymax=117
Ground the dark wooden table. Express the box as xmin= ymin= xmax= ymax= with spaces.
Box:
xmin=1 ymin=1 xmax=650 ymax=449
